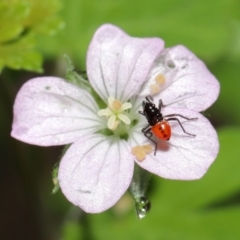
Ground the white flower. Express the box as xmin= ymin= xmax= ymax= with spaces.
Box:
xmin=11 ymin=24 xmax=219 ymax=213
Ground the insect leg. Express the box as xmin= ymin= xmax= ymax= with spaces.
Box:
xmin=166 ymin=117 xmax=196 ymax=137
xmin=146 ymin=95 xmax=153 ymax=102
xmin=158 ymin=99 xmax=163 ymax=112
xmin=139 ymin=101 xmax=147 ymax=115
xmin=142 ymin=125 xmax=158 ymax=155
xmin=142 ymin=124 xmax=150 ymax=133
xmin=164 ymin=113 xmax=198 ymax=121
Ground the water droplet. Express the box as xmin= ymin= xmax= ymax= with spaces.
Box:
xmin=135 ymin=196 xmax=151 ymax=219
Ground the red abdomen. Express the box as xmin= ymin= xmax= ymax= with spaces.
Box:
xmin=151 ymin=120 xmax=171 ymax=141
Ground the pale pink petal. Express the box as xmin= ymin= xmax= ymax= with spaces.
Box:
xmin=141 ymin=45 xmax=220 ymax=111
xmin=87 ymin=24 xmax=164 ymax=103
xmin=132 ymin=108 xmax=219 ymax=180
xmin=58 ymin=134 xmax=134 ymax=213
xmin=11 ymin=77 xmax=103 ymax=146
xmin=128 ymin=117 xmax=148 ymax=146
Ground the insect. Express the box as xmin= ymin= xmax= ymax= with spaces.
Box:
xmin=139 ymin=96 xmax=197 ymax=155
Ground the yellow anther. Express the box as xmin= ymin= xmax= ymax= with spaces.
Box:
xmin=142 ymin=144 xmax=153 ymax=154
xmin=155 ymin=74 xmax=166 ymax=85
xmin=111 ymin=120 xmax=120 ymax=130
xmin=131 ymin=144 xmax=153 ymax=161
xmin=149 ymin=74 xmax=167 ymax=95
xmin=112 ymin=100 xmax=122 ymax=110
xmin=150 ymin=83 xmax=161 ymax=95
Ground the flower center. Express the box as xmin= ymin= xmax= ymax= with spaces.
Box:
xmin=98 ymin=96 xmax=132 ymax=130
xmin=112 ymin=99 xmax=122 ymax=110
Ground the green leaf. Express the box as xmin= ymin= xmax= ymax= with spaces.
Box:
xmin=0 ymin=1 xmax=30 ymax=42
xmin=23 ymin=0 xmax=64 ymax=35
xmin=0 ymin=34 xmax=43 ymax=72
xmin=0 ymin=0 xmax=63 ymax=72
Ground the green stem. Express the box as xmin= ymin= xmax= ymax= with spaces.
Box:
xmin=128 ymin=163 xmax=152 ymax=200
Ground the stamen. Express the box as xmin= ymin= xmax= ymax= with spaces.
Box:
xmin=98 ymin=108 xmax=112 ymax=116
xmin=132 ymin=146 xmax=146 ymax=161
xmin=150 ymin=83 xmax=161 ymax=95
xmin=155 ymin=74 xmax=166 ymax=85
xmin=131 ymin=144 xmax=153 ymax=161
xmin=112 ymin=100 xmax=122 ymax=110
xmin=118 ymin=114 xmax=131 ymax=124
xmin=108 ymin=115 xmax=117 ymax=130
xmin=98 ymin=96 xmax=132 ymax=130
xmin=121 ymin=102 xmax=132 ymax=111
xmin=142 ymin=144 xmax=153 ymax=154
xmin=149 ymin=74 xmax=167 ymax=95
xmin=111 ymin=120 xmax=120 ymax=130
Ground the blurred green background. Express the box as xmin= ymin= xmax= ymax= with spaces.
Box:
xmin=1 ymin=0 xmax=240 ymax=239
